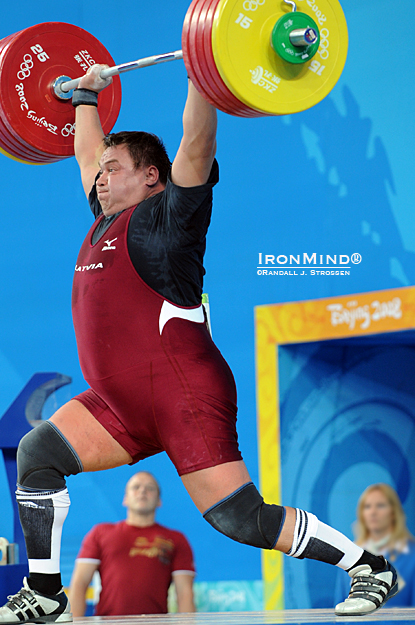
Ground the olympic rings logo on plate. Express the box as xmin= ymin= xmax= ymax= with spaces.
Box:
xmin=61 ymin=123 xmax=76 ymax=137
xmin=243 ymin=0 xmax=265 ymax=11
xmin=318 ymin=28 xmax=329 ymax=59
xmin=17 ymin=54 xmax=34 ymax=81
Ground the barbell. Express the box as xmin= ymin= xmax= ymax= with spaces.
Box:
xmin=0 ymin=0 xmax=348 ymax=165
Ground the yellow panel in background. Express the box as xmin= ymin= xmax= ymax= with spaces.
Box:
xmin=212 ymin=0 xmax=348 ymax=115
xmin=256 ymin=306 xmax=284 ymax=609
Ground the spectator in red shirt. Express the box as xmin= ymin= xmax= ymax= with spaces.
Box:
xmin=69 ymin=472 xmax=195 ymax=616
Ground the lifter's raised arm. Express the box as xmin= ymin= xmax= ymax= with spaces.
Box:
xmin=73 ymin=65 xmax=112 ymax=197
xmin=171 ymin=79 xmax=217 ymax=187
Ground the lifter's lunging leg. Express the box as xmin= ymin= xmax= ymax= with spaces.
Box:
xmin=182 ymin=460 xmax=399 ymax=616
xmin=0 ymin=400 xmax=132 ymax=624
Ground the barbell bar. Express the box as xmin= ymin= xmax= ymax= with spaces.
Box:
xmin=54 ymin=50 xmax=185 ymax=98
xmin=54 ymin=22 xmax=318 ymax=99
xmin=0 ymin=0 xmax=348 ymax=165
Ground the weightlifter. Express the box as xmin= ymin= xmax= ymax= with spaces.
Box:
xmin=0 ymin=66 xmax=398 ymax=623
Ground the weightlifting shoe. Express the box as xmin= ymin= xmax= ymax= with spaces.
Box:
xmin=0 ymin=578 xmax=72 ymax=623
xmin=335 ymin=557 xmax=398 ymax=616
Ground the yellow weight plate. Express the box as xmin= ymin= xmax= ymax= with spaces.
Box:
xmin=0 ymin=145 xmax=42 ymax=165
xmin=211 ymin=0 xmax=348 ymax=115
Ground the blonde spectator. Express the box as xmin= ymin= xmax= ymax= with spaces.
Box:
xmin=335 ymin=484 xmax=415 ymax=607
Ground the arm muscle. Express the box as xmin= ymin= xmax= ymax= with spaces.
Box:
xmin=171 ymin=81 xmax=217 ymax=188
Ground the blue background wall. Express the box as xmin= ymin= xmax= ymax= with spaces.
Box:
xmin=1 ymin=0 xmax=415 ymax=605
xmin=279 ymin=333 xmax=415 ymax=608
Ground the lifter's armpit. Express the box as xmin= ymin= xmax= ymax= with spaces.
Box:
xmin=49 ymin=399 xmax=132 ymax=471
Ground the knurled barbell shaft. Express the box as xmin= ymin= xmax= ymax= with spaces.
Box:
xmin=54 ymin=49 xmax=184 ymax=97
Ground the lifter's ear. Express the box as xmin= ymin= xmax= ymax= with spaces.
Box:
xmin=145 ymin=165 xmax=160 ymax=187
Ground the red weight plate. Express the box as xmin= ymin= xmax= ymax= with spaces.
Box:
xmin=0 ymin=36 xmax=15 ymax=54
xmin=204 ymin=3 xmax=260 ymax=117
xmin=0 ymin=22 xmax=122 ymax=159
xmin=191 ymin=5 xmax=235 ymax=114
xmin=183 ymin=0 xmax=252 ymax=116
xmin=183 ymin=0 xmax=261 ymax=117
xmin=196 ymin=0 xmax=250 ymax=115
xmin=203 ymin=0 xmax=264 ymax=117
xmin=0 ymin=23 xmax=121 ymax=160
xmin=0 ymin=118 xmax=56 ymax=162
xmin=0 ymin=108 xmax=61 ymax=162
xmin=0 ymin=35 xmax=63 ymax=161
xmin=0 ymin=143 xmax=42 ymax=166
xmin=0 ymin=22 xmax=121 ymax=159
xmin=198 ymin=0 xmax=256 ymax=116
xmin=0 ymin=78 xmax=57 ymax=160
xmin=188 ymin=0 xmax=242 ymax=115
xmin=0 ymin=31 xmax=20 ymax=51
xmin=183 ymin=0 xmax=239 ymax=115
xmin=0 ymin=28 xmax=80 ymax=161
xmin=0 ymin=132 xmax=53 ymax=163
xmin=0 ymin=91 xmax=58 ymax=162
xmin=0 ymin=29 xmax=89 ymax=163
xmin=0 ymin=111 xmax=59 ymax=161
xmin=0 ymin=115 xmax=60 ymax=162
xmin=190 ymin=0 xmax=245 ymax=115
xmin=0 ymin=37 xmax=57 ymax=162
xmin=0 ymin=118 xmax=60 ymax=162
xmin=0 ymin=129 xmax=62 ymax=162
xmin=183 ymin=0 xmax=220 ymax=109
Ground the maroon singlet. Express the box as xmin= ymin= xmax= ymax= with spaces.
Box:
xmin=72 ymin=207 xmax=242 ymax=474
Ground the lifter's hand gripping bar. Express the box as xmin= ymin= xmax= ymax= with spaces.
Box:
xmin=53 ymin=50 xmax=184 ymax=99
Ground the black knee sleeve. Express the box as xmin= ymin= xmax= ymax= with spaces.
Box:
xmin=203 ymin=482 xmax=284 ymax=549
xmin=17 ymin=421 xmax=83 ymax=490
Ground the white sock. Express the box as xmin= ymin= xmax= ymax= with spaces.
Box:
xmin=287 ymin=508 xmax=363 ymax=570
xmin=16 ymin=488 xmax=70 ymax=574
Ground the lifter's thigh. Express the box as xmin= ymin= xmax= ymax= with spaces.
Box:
xmin=50 ymin=399 xmax=132 ymax=471
xmin=181 ymin=460 xmax=251 ymax=512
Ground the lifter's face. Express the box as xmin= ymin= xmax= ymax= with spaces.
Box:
xmin=96 ymin=145 xmax=160 ymax=216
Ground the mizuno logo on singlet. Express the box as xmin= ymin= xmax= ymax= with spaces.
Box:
xmin=75 ymin=263 xmax=104 ymax=272
xmin=102 ymin=237 xmax=117 ymax=251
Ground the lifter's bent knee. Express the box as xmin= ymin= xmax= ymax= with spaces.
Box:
xmin=203 ymin=482 xmax=285 ymax=549
xmin=17 ymin=421 xmax=82 ymax=490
